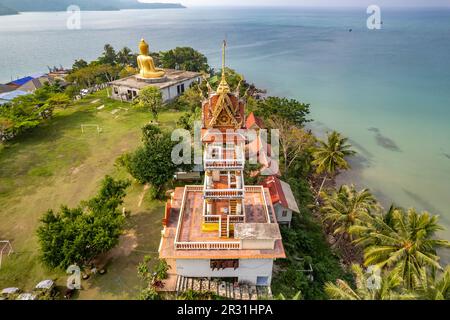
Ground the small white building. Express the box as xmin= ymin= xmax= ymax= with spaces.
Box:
xmin=109 ymin=69 xmax=202 ymax=103
xmin=262 ymin=176 xmax=300 ymax=227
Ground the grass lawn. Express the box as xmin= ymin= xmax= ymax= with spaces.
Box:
xmin=0 ymin=90 xmax=184 ymax=299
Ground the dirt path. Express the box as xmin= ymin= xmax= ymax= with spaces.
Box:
xmin=138 ymin=184 xmax=149 ymax=208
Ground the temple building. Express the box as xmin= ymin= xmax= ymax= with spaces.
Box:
xmin=110 ymin=39 xmax=202 ymax=102
xmin=158 ymin=42 xmax=286 ymax=293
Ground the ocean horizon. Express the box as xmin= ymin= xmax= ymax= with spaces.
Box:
xmin=1 ymin=6 xmax=450 ymax=251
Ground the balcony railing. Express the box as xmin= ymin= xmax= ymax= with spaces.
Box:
xmin=204 ymin=160 xmax=244 ymax=170
xmin=175 ymin=241 xmax=241 ymax=250
xmin=204 ymin=145 xmax=245 ymax=169
xmin=204 ymin=189 xmax=245 ymax=199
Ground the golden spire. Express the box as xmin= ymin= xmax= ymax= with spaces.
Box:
xmin=216 ymin=40 xmax=230 ymax=94
xmin=221 ymin=40 xmax=226 ymax=79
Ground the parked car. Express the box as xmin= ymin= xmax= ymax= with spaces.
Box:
xmin=1 ymin=287 xmax=21 ymax=300
xmin=16 ymin=293 xmax=37 ymax=300
xmin=80 ymin=89 xmax=89 ymax=97
xmin=33 ymin=279 xmax=58 ymax=299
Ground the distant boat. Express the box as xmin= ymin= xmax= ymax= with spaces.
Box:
xmin=349 ymin=29 xmax=353 ymax=32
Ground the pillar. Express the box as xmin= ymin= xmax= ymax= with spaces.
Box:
xmin=235 ymin=170 xmax=242 ymax=189
xmin=206 ymin=199 xmax=213 ymax=215
xmin=206 ymin=170 xmax=213 ymax=188
xmin=236 ymin=199 xmax=242 ymax=215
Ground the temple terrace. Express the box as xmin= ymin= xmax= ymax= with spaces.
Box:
xmin=110 ymin=69 xmax=202 ymax=103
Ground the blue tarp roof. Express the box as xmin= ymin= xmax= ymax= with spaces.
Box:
xmin=8 ymin=73 xmax=46 ymax=86
xmin=9 ymin=76 xmax=34 ymax=86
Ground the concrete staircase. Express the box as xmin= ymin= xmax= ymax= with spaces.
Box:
xmin=230 ymin=199 xmax=237 ymax=215
xmin=220 ymin=216 xmax=228 ymax=238
xmin=176 ymin=276 xmax=272 ymax=300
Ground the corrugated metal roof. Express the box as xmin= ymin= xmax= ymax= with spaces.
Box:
xmin=0 ymin=90 xmax=28 ymax=101
xmin=0 ymin=84 xmax=15 ymax=94
xmin=262 ymin=176 xmax=300 ymax=213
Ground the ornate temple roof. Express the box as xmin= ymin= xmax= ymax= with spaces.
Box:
xmin=202 ymin=41 xmax=245 ymax=130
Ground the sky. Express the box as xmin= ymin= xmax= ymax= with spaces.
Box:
xmin=140 ymin=0 xmax=450 ymax=7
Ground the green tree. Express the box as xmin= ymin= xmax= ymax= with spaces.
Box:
xmin=177 ymin=86 xmax=204 ymax=112
xmin=72 ymin=59 xmax=88 ymax=71
xmin=139 ymin=287 xmax=160 ymax=300
xmin=137 ymin=255 xmax=170 ymax=300
xmin=46 ymin=93 xmax=71 ymax=109
xmin=255 ymin=96 xmax=310 ymax=127
xmin=325 ymin=264 xmax=416 ymax=300
xmin=138 ymin=256 xmax=170 ymax=282
xmin=177 ymin=107 xmax=201 ymax=132
xmin=66 ymin=66 xmax=97 ymax=88
xmin=98 ymin=44 xmax=117 ymax=65
xmin=415 ymin=266 xmax=450 ymax=300
xmin=133 ymin=86 xmax=163 ymax=121
xmin=320 ymin=185 xmax=378 ymax=242
xmin=64 ymin=84 xmax=81 ymax=99
xmin=312 ymin=131 xmax=355 ymax=198
xmin=0 ymin=88 xmax=58 ymax=140
xmin=0 ymin=116 xmax=15 ymax=141
xmin=36 ymin=176 xmax=130 ymax=269
xmin=119 ymin=66 xmax=138 ymax=79
xmin=116 ymin=47 xmax=134 ymax=66
xmin=121 ymin=124 xmax=177 ymax=198
xmin=268 ymin=115 xmax=315 ymax=173
xmin=159 ymin=47 xmax=210 ymax=72
xmin=66 ymin=64 xmax=121 ymax=88
xmin=356 ymin=208 xmax=450 ymax=289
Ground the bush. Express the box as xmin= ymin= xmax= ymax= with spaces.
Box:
xmin=139 ymin=287 xmax=160 ymax=300
xmin=36 ymin=176 xmax=130 ymax=269
xmin=177 ymin=290 xmax=224 ymax=300
xmin=120 ymin=124 xmax=177 ymax=199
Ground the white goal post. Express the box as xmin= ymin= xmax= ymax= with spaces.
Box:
xmin=0 ymin=240 xmax=13 ymax=269
xmin=80 ymin=124 xmax=102 ymax=134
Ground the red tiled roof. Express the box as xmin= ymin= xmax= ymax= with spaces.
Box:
xmin=245 ymin=112 xmax=265 ymax=130
xmin=261 ymin=176 xmax=299 ymax=213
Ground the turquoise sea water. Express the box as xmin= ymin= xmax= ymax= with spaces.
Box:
xmin=1 ymin=7 xmax=450 ymax=246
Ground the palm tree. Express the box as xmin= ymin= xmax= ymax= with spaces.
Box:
xmin=117 ymin=47 xmax=132 ymax=66
xmin=349 ymin=204 xmax=398 ymax=247
xmin=275 ymin=291 xmax=302 ymax=300
xmin=99 ymin=44 xmax=117 ymax=65
xmin=357 ymin=208 xmax=450 ymax=289
xmin=325 ymin=264 xmax=416 ymax=300
xmin=312 ymin=131 xmax=355 ymax=200
xmin=321 ymin=184 xmax=379 ymax=242
xmin=415 ymin=266 xmax=450 ymax=300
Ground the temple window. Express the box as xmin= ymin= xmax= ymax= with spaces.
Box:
xmin=210 ymin=259 xmax=239 ymax=270
xmin=177 ymin=83 xmax=185 ymax=95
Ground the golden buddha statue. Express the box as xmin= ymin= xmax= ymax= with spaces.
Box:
xmin=137 ymin=39 xmax=166 ymax=79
